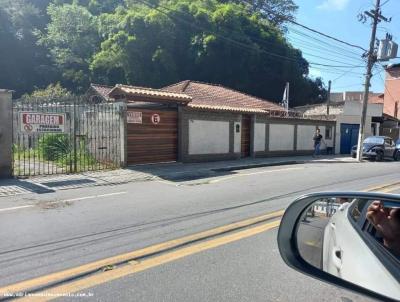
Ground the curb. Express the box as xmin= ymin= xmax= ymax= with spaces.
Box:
xmin=212 ymin=161 xmax=302 ymax=172
xmin=212 ymin=158 xmax=356 ymax=172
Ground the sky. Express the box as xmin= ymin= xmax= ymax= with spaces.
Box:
xmin=288 ymin=0 xmax=400 ymax=93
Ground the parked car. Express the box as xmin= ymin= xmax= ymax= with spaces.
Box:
xmin=351 ymin=136 xmax=400 ymax=161
xmin=278 ymin=192 xmax=400 ymax=302
xmin=322 ymin=199 xmax=400 ymax=298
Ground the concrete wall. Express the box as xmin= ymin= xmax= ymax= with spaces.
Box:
xmin=254 ymin=116 xmax=336 ymax=157
xmin=297 ymin=125 xmax=316 ymax=150
xmin=180 ymin=109 xmax=241 ymax=162
xmin=0 ymin=90 xmax=13 ymax=178
xmin=254 ymin=123 xmax=266 ymax=152
xmin=188 ymin=120 xmax=230 ymax=155
xmin=180 ymin=110 xmax=336 ymax=162
xmin=343 ymin=101 xmax=383 ymax=117
xmin=269 ymin=124 xmax=294 ymax=151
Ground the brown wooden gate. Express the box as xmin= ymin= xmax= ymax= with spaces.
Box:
xmin=127 ymin=109 xmax=178 ymax=165
xmin=241 ymin=115 xmax=251 ymax=157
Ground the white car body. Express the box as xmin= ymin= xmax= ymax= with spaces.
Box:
xmin=322 ymin=201 xmax=400 ymax=300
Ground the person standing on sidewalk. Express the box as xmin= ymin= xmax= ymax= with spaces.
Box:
xmin=313 ymin=128 xmax=323 ymax=157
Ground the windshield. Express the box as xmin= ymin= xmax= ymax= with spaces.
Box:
xmin=364 ymin=137 xmax=384 ymax=144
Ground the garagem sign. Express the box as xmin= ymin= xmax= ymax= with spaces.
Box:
xmin=20 ymin=112 xmax=66 ymax=133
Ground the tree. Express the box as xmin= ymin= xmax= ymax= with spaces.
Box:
xmin=91 ymin=0 xmax=319 ymax=106
xmin=22 ymin=83 xmax=71 ymax=99
xmin=217 ymin=0 xmax=298 ymax=28
xmin=38 ymin=3 xmax=99 ymax=92
xmin=0 ymin=0 xmax=58 ymax=97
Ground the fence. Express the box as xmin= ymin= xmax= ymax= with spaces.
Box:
xmin=12 ymin=96 xmax=123 ymax=176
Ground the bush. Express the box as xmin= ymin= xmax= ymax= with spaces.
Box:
xmin=38 ymin=134 xmax=71 ymax=161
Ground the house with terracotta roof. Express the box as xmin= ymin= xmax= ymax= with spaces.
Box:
xmin=89 ymin=81 xmax=335 ymax=165
xmin=86 ymin=84 xmax=114 ymax=102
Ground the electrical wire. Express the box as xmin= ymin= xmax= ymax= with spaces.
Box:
xmin=287 ymin=26 xmax=365 ymax=58
xmin=287 ymin=36 xmax=365 ymax=63
xmin=239 ymin=0 xmax=367 ymax=52
xmin=134 ymin=0 xmax=362 ymax=69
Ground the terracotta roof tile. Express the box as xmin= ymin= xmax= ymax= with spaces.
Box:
xmin=89 ymin=84 xmax=114 ymax=100
xmin=163 ymin=81 xmax=284 ymax=113
xmin=109 ymin=84 xmax=192 ymax=102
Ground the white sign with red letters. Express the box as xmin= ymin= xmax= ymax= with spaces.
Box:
xmin=127 ymin=111 xmax=143 ymax=124
xmin=20 ymin=112 xmax=66 ymax=133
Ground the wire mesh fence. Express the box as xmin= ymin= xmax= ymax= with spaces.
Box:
xmin=12 ymin=96 xmax=123 ymax=176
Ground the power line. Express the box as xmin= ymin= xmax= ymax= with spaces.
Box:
xmin=333 ymin=82 xmax=364 ymax=90
xmin=287 ymin=35 xmax=365 ymax=62
xmin=331 ymin=66 xmax=366 ymax=82
xmin=310 ymin=65 xmax=365 ymax=76
xmin=239 ymin=0 xmax=367 ymax=52
xmin=134 ymin=0 xmax=361 ymax=69
xmin=287 ymin=26 xmax=365 ymax=57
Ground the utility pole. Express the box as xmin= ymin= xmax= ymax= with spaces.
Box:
xmin=326 ymin=80 xmax=331 ymax=116
xmin=356 ymin=0 xmax=389 ymax=161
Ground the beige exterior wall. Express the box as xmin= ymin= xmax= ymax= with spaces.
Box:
xmin=269 ymin=124 xmax=294 ymax=151
xmin=297 ymin=125 xmax=316 ymax=150
xmin=254 ymin=123 xmax=266 ymax=152
xmin=188 ymin=120 xmax=230 ymax=155
xmin=343 ymin=102 xmax=383 ymax=117
xmin=317 ymin=125 xmax=334 ymax=148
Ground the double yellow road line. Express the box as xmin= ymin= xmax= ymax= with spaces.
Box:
xmin=2 ymin=181 xmax=400 ymax=300
xmin=0 ymin=211 xmax=284 ymax=301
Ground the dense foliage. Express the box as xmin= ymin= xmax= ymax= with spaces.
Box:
xmin=0 ymin=0 xmax=326 ymax=106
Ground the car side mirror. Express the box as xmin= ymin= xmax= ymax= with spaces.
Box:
xmin=277 ymin=192 xmax=400 ymax=302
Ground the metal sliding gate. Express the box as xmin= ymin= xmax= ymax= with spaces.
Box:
xmin=12 ymin=97 xmax=123 ymax=176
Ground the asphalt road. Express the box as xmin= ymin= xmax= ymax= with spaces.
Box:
xmin=1 ymin=161 xmax=400 ymax=301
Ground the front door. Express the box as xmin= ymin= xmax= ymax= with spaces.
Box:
xmin=241 ymin=115 xmax=251 ymax=157
xmin=340 ymin=124 xmax=360 ymax=154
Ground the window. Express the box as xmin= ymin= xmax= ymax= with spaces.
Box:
xmin=325 ymin=126 xmax=333 ymax=140
xmin=384 ymin=138 xmax=393 ymax=146
xmin=349 ymin=199 xmax=368 ymax=223
xmin=364 ymin=137 xmax=384 ymax=144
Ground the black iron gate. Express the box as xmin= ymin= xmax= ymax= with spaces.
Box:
xmin=12 ymin=96 xmax=123 ymax=176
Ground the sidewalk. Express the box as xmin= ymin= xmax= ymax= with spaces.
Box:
xmin=0 ymin=155 xmax=355 ymax=197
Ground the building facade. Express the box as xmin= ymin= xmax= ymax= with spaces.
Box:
xmin=90 ymin=81 xmax=335 ymax=165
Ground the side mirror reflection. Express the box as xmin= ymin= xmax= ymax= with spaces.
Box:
xmin=296 ymin=197 xmax=400 ymax=301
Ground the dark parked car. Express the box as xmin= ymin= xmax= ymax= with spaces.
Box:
xmin=351 ymin=136 xmax=400 ymax=161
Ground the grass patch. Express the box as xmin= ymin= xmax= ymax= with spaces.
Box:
xmin=12 ymin=134 xmax=114 ymax=173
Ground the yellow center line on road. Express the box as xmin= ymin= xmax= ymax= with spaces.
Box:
xmin=0 ymin=210 xmax=284 ymax=297
xmin=19 ymin=220 xmax=281 ymax=302
xmin=1 ymin=179 xmax=400 ymax=299
xmin=365 ymin=181 xmax=400 ymax=193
